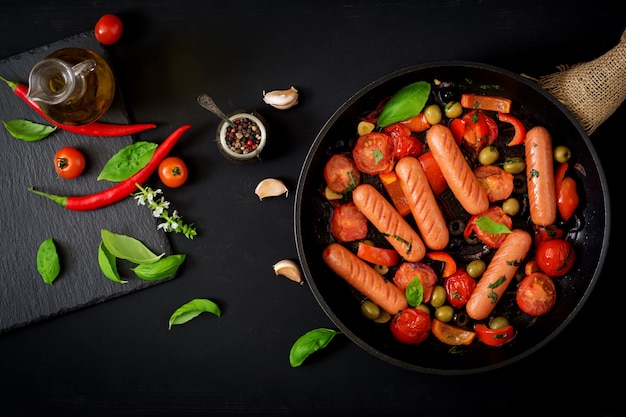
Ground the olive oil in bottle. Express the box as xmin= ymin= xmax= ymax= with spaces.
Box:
xmin=27 ymin=47 xmax=116 ymax=126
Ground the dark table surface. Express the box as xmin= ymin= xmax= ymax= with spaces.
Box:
xmin=0 ymin=1 xmax=624 ymax=416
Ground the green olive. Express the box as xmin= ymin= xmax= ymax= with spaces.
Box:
xmin=489 ymin=316 xmax=510 ymax=330
xmin=424 ymin=104 xmax=442 ymax=125
xmin=361 ymin=300 xmax=381 ymax=321
xmin=444 ymin=101 xmax=463 ymax=119
xmin=466 ymin=259 xmax=486 ymax=278
xmin=373 ymin=311 xmax=392 ymax=324
xmin=502 ymin=197 xmax=520 ymax=216
xmin=430 ymin=285 xmax=447 ymax=308
xmin=415 ymin=303 xmax=430 ymax=315
xmin=435 ymin=305 xmax=454 ymax=323
xmin=502 ymin=158 xmax=526 ymax=174
xmin=554 ymin=145 xmax=572 ymax=163
xmin=478 ymin=145 xmax=499 ymax=165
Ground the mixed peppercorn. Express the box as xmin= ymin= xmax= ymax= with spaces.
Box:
xmin=224 ymin=117 xmax=262 ymax=155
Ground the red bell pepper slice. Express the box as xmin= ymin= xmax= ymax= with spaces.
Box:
xmin=555 ymin=162 xmax=579 ymax=221
xmin=475 ymin=323 xmax=516 ymax=347
xmin=379 ymin=172 xmax=411 ymax=216
xmin=449 ymin=118 xmax=465 ymax=145
xmin=418 ymin=152 xmax=448 ymax=196
xmin=356 ymin=242 xmax=400 ymax=267
xmin=400 ymin=112 xmax=431 ymax=132
xmin=498 ymin=112 xmax=526 ymax=146
xmin=425 ymin=251 xmax=457 ymax=277
xmin=461 ymin=93 xmax=512 ymax=113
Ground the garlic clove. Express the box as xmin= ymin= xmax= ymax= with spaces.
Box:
xmin=263 ymin=86 xmax=299 ymax=110
xmin=255 ymin=178 xmax=288 ymax=200
xmin=273 ymin=259 xmax=304 ymax=284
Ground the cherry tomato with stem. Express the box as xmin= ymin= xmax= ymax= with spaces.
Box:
xmin=94 ymin=14 xmax=124 ymax=45
xmin=390 ymin=308 xmax=431 ymax=345
xmin=158 ymin=156 xmax=189 ymax=188
xmin=54 ymin=146 xmax=86 ymax=179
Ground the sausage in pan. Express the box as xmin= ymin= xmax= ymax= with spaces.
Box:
xmin=525 ymin=126 xmax=557 ymax=226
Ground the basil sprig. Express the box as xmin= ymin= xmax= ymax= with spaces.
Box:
xmin=289 ymin=328 xmax=341 ymax=367
xmin=376 ymin=81 xmax=431 ymax=127
xmin=3 ymin=119 xmax=56 ymax=141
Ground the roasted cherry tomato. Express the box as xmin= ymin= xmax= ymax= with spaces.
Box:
xmin=475 ymin=323 xmax=516 ymax=346
xmin=533 ymin=224 xmax=565 ymax=247
xmin=383 ymin=123 xmax=423 ymax=160
xmin=461 ymin=110 xmax=498 ymax=152
xmin=448 ymin=118 xmax=465 ymax=145
xmin=54 ymin=146 xmax=86 ymax=179
xmin=473 ymin=165 xmax=514 ymax=203
xmin=431 ymin=319 xmax=475 ymax=346
xmin=443 ymin=268 xmax=476 ymax=308
xmin=323 ymin=154 xmax=360 ymax=194
xmin=357 ymin=242 xmax=400 ymax=267
xmin=418 ymin=152 xmax=448 ymax=195
xmin=329 ymin=202 xmax=368 ymax=243
xmin=516 ymin=272 xmax=557 ymax=316
xmin=393 ymin=262 xmax=437 ymax=303
xmin=94 ymin=14 xmax=124 ymax=45
xmin=390 ymin=308 xmax=431 ymax=345
xmin=464 ymin=206 xmax=513 ymax=248
xmin=555 ymin=162 xmax=579 ymax=222
xmin=535 ymin=238 xmax=575 ymax=277
xmin=352 ymin=132 xmax=395 ymax=175
xmin=158 ymin=156 xmax=189 ymax=188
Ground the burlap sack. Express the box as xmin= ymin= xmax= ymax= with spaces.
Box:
xmin=537 ymin=28 xmax=626 ymax=135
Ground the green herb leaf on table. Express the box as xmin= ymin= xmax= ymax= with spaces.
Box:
xmin=3 ymin=119 xmax=56 ymax=141
xmin=97 ymin=141 xmax=157 ymax=182
xmin=98 ymin=241 xmax=127 ymax=284
xmin=36 ymin=237 xmax=60 ymax=285
xmin=289 ymin=328 xmax=341 ymax=367
xmin=101 ymin=229 xmax=164 ymax=264
xmin=405 ymin=276 xmax=424 ymax=307
xmin=132 ymin=254 xmax=186 ymax=280
xmin=376 ymin=81 xmax=431 ymax=128
xmin=168 ymin=298 xmax=221 ymax=330
xmin=473 ymin=216 xmax=512 ymax=235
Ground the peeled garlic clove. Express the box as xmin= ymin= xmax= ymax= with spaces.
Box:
xmin=263 ymin=86 xmax=299 ymax=110
xmin=273 ymin=259 xmax=304 ymax=284
xmin=255 ymin=178 xmax=288 ymax=200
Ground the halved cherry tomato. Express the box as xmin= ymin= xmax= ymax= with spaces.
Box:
xmin=390 ymin=308 xmax=431 ymax=345
xmin=425 ymin=251 xmax=457 ymax=277
xmin=464 ymin=206 xmax=513 ymax=248
xmin=329 ymin=202 xmax=369 ymax=243
xmin=443 ymin=268 xmax=475 ymax=308
xmin=535 ymin=238 xmax=576 ymax=277
xmin=498 ymin=112 xmax=526 ymax=146
xmin=323 ymin=154 xmax=360 ymax=194
xmin=418 ymin=152 xmax=448 ymax=195
xmin=352 ymin=132 xmax=395 ymax=175
xmin=383 ymin=123 xmax=423 ymax=159
xmin=393 ymin=262 xmax=437 ymax=303
xmin=431 ymin=319 xmax=475 ymax=346
xmin=555 ymin=162 xmax=579 ymax=222
xmin=379 ymin=172 xmax=411 ymax=216
xmin=94 ymin=14 xmax=124 ymax=45
xmin=54 ymin=146 xmax=86 ymax=179
xmin=473 ymin=165 xmax=514 ymax=202
xmin=400 ymin=112 xmax=430 ymax=132
xmin=516 ymin=272 xmax=557 ymax=316
xmin=158 ymin=156 xmax=189 ymax=188
xmin=475 ymin=323 xmax=515 ymax=346
xmin=357 ymin=242 xmax=400 ymax=267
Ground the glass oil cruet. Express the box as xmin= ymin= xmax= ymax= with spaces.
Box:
xmin=27 ymin=47 xmax=116 ymax=126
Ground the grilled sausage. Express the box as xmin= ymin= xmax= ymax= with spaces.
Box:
xmin=322 ymin=243 xmax=408 ymax=315
xmin=352 ymin=183 xmax=426 ymax=262
xmin=465 ymin=229 xmax=532 ymax=320
xmin=426 ymin=124 xmax=489 ymax=215
xmin=525 ymin=126 xmax=557 ymax=226
xmin=395 ymin=156 xmax=449 ymax=250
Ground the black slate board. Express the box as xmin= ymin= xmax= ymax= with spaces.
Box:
xmin=0 ymin=32 xmax=173 ymax=333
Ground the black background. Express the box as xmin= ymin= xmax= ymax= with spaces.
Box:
xmin=0 ymin=1 xmax=624 ymax=416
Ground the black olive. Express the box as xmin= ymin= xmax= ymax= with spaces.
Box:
xmin=448 ymin=219 xmax=466 ymax=236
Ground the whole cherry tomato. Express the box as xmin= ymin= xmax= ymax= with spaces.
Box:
xmin=158 ymin=156 xmax=189 ymax=188
xmin=516 ymin=272 xmax=557 ymax=316
xmin=390 ymin=308 xmax=431 ymax=345
xmin=352 ymin=132 xmax=395 ymax=175
xmin=54 ymin=146 xmax=86 ymax=179
xmin=535 ymin=238 xmax=575 ymax=277
xmin=444 ymin=268 xmax=476 ymax=308
xmin=94 ymin=14 xmax=124 ymax=45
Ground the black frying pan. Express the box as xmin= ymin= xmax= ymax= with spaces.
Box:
xmin=294 ymin=61 xmax=610 ymax=375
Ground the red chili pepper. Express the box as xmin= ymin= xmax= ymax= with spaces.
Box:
xmin=497 ymin=112 xmax=526 ymax=146
xmin=0 ymin=75 xmax=156 ymax=136
xmin=28 ymin=124 xmax=192 ymax=211
xmin=555 ymin=162 xmax=579 ymax=221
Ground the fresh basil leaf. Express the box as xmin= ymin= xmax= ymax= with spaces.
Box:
xmin=36 ymin=237 xmax=60 ymax=285
xmin=473 ymin=216 xmax=512 ymax=235
xmin=3 ymin=119 xmax=56 ymax=141
xmin=101 ymin=229 xmax=164 ymax=264
xmin=289 ymin=328 xmax=340 ymax=367
xmin=405 ymin=276 xmax=424 ymax=307
xmin=376 ymin=81 xmax=431 ymax=128
xmin=168 ymin=298 xmax=221 ymax=330
xmin=97 ymin=141 xmax=157 ymax=182
xmin=98 ymin=241 xmax=127 ymax=284
xmin=132 ymin=254 xmax=186 ymax=281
